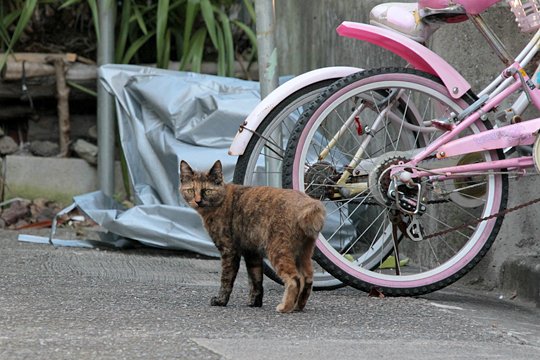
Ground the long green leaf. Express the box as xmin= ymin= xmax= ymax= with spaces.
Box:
xmin=67 ymin=81 xmax=97 ymax=97
xmin=121 ymin=31 xmax=156 ymax=64
xmin=0 ymin=0 xmax=38 ymax=71
xmin=115 ymin=0 xmax=132 ymax=63
xmin=232 ymin=19 xmax=257 ymax=54
xmin=132 ymin=4 xmax=148 ymax=35
xmin=58 ymin=0 xmax=82 ymax=9
xmin=182 ymin=0 xmax=199 ymax=60
xmin=1 ymin=9 xmax=22 ymax=29
xmin=0 ymin=8 xmax=19 ymax=48
xmin=191 ymin=30 xmax=206 ymax=73
xmin=156 ymin=0 xmax=170 ymax=68
xmin=162 ymin=29 xmax=172 ymax=69
xmin=215 ymin=24 xmax=226 ymax=76
xmin=87 ymin=0 xmax=100 ymax=43
xmin=200 ymin=0 xmax=218 ymax=49
xmin=1 ymin=11 xmax=23 ymax=49
xmin=242 ymin=0 xmax=256 ymax=23
xmin=217 ymin=8 xmax=234 ymax=77
xmin=184 ymin=28 xmax=206 ymax=73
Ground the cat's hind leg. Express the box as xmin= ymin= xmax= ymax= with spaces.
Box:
xmin=212 ymin=250 xmax=241 ymax=307
xmin=295 ymin=242 xmax=314 ymax=311
xmin=244 ymin=252 xmax=264 ymax=307
xmin=268 ymin=251 xmax=302 ymax=313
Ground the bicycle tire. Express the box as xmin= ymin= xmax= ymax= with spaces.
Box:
xmin=233 ymin=79 xmax=345 ymax=291
xmin=283 ymin=68 xmax=508 ymax=296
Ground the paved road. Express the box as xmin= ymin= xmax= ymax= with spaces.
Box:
xmin=1 ymin=229 xmax=539 ymax=359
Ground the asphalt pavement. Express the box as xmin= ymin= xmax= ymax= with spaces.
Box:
xmin=1 ymin=228 xmax=539 ymax=359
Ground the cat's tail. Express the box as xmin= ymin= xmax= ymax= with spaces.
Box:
xmin=298 ymin=200 xmax=326 ymax=239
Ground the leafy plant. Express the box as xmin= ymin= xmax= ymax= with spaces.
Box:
xmin=0 ymin=0 xmax=39 ymax=71
xmin=1 ymin=0 xmax=257 ymax=78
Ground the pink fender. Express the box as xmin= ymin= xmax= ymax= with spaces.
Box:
xmin=337 ymin=22 xmax=471 ymax=99
xmin=228 ymin=66 xmax=361 ymax=156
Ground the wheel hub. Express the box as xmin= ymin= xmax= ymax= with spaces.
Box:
xmin=368 ymin=153 xmax=409 ymax=206
xmin=304 ymin=161 xmax=338 ymax=198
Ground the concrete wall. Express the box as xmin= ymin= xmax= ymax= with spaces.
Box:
xmin=2 ymin=155 xmax=126 ymax=205
xmin=274 ymin=1 xmax=540 ymax=288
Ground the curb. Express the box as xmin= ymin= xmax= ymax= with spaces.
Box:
xmin=500 ymin=255 xmax=540 ymax=308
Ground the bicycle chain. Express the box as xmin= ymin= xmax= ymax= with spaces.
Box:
xmin=420 ymin=195 xmax=540 ymax=240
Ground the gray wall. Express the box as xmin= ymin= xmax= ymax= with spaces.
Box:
xmin=275 ymin=0 xmax=407 ymax=75
xmin=273 ymin=0 xmax=540 ymax=288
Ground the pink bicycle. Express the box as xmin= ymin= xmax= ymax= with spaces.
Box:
xmin=278 ymin=0 xmax=540 ymax=295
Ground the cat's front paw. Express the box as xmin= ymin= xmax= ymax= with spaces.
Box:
xmin=210 ymin=296 xmax=228 ymax=306
xmin=248 ymin=296 xmax=263 ymax=308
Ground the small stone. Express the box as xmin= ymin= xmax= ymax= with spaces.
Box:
xmin=30 ymin=198 xmax=51 ymax=219
xmin=0 ymin=136 xmax=19 ymax=155
xmin=29 ymin=141 xmax=59 ymax=157
xmin=1 ymin=200 xmax=31 ymax=225
xmin=72 ymin=138 xmax=98 ymax=165
xmin=88 ymin=125 xmax=97 ymax=140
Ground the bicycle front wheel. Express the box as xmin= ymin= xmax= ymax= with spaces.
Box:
xmin=233 ymin=79 xmax=344 ymax=290
xmin=283 ymin=68 xmax=508 ymax=296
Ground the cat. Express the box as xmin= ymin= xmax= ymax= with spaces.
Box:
xmin=179 ymin=160 xmax=326 ymax=313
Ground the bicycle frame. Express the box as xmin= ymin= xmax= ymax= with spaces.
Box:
xmin=398 ymin=72 xmax=540 ymax=180
xmin=328 ymin=13 xmax=540 ymax=191
xmin=396 ymin=33 xmax=540 ymax=181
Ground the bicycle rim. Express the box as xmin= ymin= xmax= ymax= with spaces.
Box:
xmin=233 ymin=80 xmax=344 ymax=290
xmin=283 ymin=68 xmax=508 ymax=296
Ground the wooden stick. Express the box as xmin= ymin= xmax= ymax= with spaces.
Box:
xmin=2 ymin=59 xmax=97 ymax=81
xmin=50 ymin=58 xmax=71 ymax=157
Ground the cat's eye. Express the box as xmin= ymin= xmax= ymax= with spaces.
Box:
xmin=184 ymin=188 xmax=195 ymax=195
xmin=202 ymin=189 xmax=215 ymax=196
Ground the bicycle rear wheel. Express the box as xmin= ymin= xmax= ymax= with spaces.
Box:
xmin=283 ymin=68 xmax=508 ymax=296
xmin=234 ymin=79 xmax=344 ymax=290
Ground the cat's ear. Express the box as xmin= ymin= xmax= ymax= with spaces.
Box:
xmin=180 ymin=160 xmax=194 ymax=182
xmin=208 ymin=160 xmax=224 ymax=185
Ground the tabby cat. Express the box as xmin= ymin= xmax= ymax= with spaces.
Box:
xmin=179 ymin=160 xmax=326 ymax=313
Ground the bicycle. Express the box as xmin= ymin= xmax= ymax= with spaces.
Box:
xmin=279 ymin=0 xmax=540 ymax=296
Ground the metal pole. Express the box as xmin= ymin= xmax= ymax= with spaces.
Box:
xmin=255 ymin=0 xmax=279 ymax=97
xmin=255 ymin=0 xmax=280 ymax=186
xmin=97 ymin=0 xmax=116 ymax=196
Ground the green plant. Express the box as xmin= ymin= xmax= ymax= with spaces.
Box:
xmin=0 ymin=0 xmax=40 ymax=71
xmin=1 ymin=0 xmax=257 ymax=77
xmin=73 ymin=0 xmax=256 ymax=76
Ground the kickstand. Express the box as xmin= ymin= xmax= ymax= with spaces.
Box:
xmin=391 ymin=222 xmax=402 ymax=276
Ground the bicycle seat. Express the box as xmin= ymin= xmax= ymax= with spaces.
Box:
xmin=419 ymin=0 xmax=501 ymax=16
xmin=370 ymin=2 xmax=440 ymax=43
xmin=370 ymin=1 xmax=502 ymax=42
